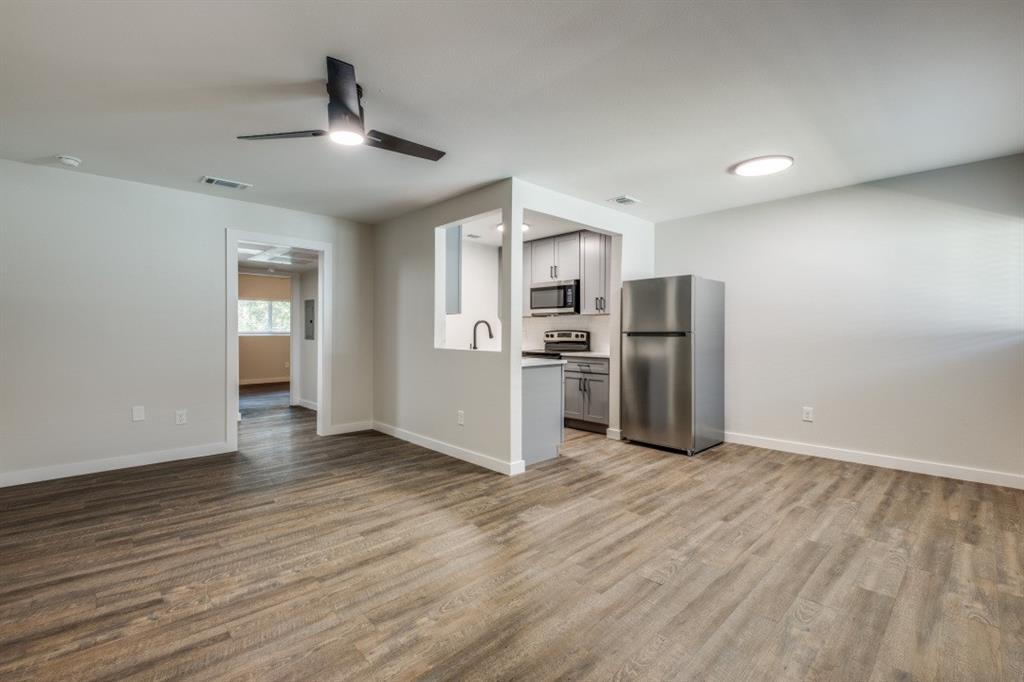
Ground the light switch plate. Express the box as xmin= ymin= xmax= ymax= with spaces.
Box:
xmin=802 ymin=406 xmax=814 ymax=422
xmin=132 ymin=405 xmax=145 ymax=422
xmin=175 ymin=409 xmax=188 ymax=425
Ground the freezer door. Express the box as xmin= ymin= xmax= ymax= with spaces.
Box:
xmin=621 ymin=333 xmax=694 ymax=451
xmin=622 ymin=275 xmax=693 ymax=333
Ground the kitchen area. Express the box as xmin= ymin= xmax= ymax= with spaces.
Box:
xmin=519 ymin=211 xmax=616 ymax=465
xmin=519 ymin=212 xmax=725 ymax=467
xmin=435 ymin=207 xmax=723 ymax=469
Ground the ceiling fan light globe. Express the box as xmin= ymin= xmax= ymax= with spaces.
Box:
xmin=329 ymin=130 xmax=365 ymax=146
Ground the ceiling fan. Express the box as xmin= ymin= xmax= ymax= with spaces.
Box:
xmin=237 ymin=57 xmax=445 ymax=162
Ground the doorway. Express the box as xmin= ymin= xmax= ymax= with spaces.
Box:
xmin=226 ymin=230 xmax=334 ymax=451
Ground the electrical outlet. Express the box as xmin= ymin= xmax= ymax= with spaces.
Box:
xmin=175 ymin=409 xmax=188 ymax=425
xmin=131 ymin=405 xmax=145 ymax=422
xmin=802 ymin=406 xmax=814 ymax=422
xmin=457 ymin=410 xmax=465 ymax=426
xmin=284 ymin=361 xmax=290 ymax=369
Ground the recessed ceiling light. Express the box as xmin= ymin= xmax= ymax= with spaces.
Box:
xmin=496 ymin=224 xmax=530 ymax=232
xmin=730 ymin=155 xmax=793 ymax=177
xmin=56 ymin=155 xmax=82 ymax=168
xmin=522 ymin=223 xmax=530 ymax=232
xmin=329 ymin=130 xmax=365 ymax=146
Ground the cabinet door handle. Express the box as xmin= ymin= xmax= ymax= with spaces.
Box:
xmin=554 ymin=264 xmax=558 ymax=279
xmin=578 ymin=377 xmax=583 ymax=392
xmin=584 ymin=377 xmax=590 ymax=393
xmin=600 ymin=296 xmax=605 ymax=311
xmin=595 ymin=297 xmax=599 ymax=310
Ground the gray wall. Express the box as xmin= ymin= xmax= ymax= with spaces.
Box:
xmin=0 ymin=159 xmax=374 ymax=481
xmin=655 ymin=155 xmax=1024 ymax=483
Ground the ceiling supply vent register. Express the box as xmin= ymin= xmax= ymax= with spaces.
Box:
xmin=200 ymin=175 xmax=253 ymax=190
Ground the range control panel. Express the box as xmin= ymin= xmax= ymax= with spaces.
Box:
xmin=543 ymin=330 xmax=589 ymax=342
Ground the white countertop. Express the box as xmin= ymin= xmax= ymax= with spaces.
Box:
xmin=521 ymin=357 xmax=568 ymax=368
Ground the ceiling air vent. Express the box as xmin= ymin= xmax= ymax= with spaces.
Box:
xmin=199 ymin=175 xmax=253 ymax=190
xmin=607 ymin=194 xmax=641 ymax=206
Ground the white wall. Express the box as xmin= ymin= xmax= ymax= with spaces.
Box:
xmin=655 ymin=155 xmax=1024 ymax=487
xmin=0 ymin=159 xmax=374 ymax=484
xmin=299 ymin=269 xmax=318 ymax=407
xmin=444 ymin=240 xmax=501 ymax=351
xmin=374 ymin=180 xmax=519 ymax=474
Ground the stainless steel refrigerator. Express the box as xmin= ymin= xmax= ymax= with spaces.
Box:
xmin=621 ymin=275 xmax=724 ymax=455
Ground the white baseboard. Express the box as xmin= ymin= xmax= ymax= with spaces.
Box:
xmin=725 ymin=431 xmax=1024 ymax=490
xmin=320 ymin=420 xmax=374 ymax=436
xmin=373 ymin=421 xmax=524 ymax=476
xmin=606 ymin=427 xmax=622 ymax=441
xmin=239 ymin=377 xmax=289 ymax=385
xmin=0 ymin=441 xmax=234 ymax=488
xmin=296 ymin=399 xmax=318 ymax=411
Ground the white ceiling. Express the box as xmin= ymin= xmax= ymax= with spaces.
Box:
xmin=1 ymin=1 xmax=1021 ymax=224
xmin=459 ymin=210 xmax=589 ymax=247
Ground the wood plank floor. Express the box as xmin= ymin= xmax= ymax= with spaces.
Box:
xmin=1 ymin=383 xmax=1022 ymax=680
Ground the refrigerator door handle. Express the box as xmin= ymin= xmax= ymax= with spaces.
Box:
xmin=623 ymin=331 xmax=689 ymax=337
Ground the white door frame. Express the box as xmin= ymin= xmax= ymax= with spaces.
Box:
xmin=226 ymin=229 xmax=334 ymax=451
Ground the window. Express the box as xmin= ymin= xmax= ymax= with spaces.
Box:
xmin=239 ymin=300 xmax=291 ymax=334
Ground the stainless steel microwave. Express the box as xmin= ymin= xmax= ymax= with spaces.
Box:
xmin=530 ymin=280 xmax=580 ymax=315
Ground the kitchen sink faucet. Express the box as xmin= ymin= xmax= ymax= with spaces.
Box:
xmin=471 ymin=320 xmax=493 ymax=350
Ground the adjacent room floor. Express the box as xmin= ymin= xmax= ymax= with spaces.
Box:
xmin=1 ymin=384 xmax=1021 ymax=680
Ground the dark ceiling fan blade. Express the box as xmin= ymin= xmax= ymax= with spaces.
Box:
xmin=237 ymin=130 xmax=328 ymax=140
xmin=365 ymin=130 xmax=446 ymax=161
xmin=325 ymin=57 xmax=363 ymax=132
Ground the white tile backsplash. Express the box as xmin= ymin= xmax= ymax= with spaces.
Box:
xmin=522 ymin=315 xmax=611 ymax=354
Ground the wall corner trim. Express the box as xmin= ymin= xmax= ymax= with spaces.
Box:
xmin=724 ymin=431 xmax=1024 ymax=490
xmin=373 ymin=421 xmax=521 ymax=476
xmin=0 ymin=441 xmax=234 ymax=488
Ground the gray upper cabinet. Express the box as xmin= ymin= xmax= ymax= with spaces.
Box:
xmin=522 ymin=241 xmax=532 ymax=316
xmin=529 ymin=232 xmax=581 ymax=284
xmin=526 ymin=230 xmax=606 ymax=314
xmin=530 ymin=237 xmax=556 ymax=284
xmin=580 ymin=231 xmax=611 ymax=315
xmin=553 ymin=233 xmax=580 ymax=281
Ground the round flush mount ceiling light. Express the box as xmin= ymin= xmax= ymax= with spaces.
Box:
xmin=56 ymin=155 xmax=82 ymax=168
xmin=729 ymin=155 xmax=793 ymax=177
xmin=496 ymin=223 xmax=530 ymax=232
xmin=329 ymin=130 xmax=365 ymax=146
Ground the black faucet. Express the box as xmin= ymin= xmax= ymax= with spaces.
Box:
xmin=471 ymin=320 xmax=494 ymax=350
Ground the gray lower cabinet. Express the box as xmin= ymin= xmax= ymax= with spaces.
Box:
xmin=582 ymin=375 xmax=609 ymax=423
xmin=564 ymin=363 xmax=609 ymax=427
xmin=564 ymin=373 xmax=586 ymax=420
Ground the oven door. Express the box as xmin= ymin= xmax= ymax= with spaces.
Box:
xmin=530 ymin=281 xmax=579 ymax=315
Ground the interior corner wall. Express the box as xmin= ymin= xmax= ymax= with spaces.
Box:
xmin=0 ymin=159 xmax=374 ymax=484
xmin=373 ymin=179 xmax=518 ymax=474
xmin=654 ymin=154 xmax=1024 ymax=487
